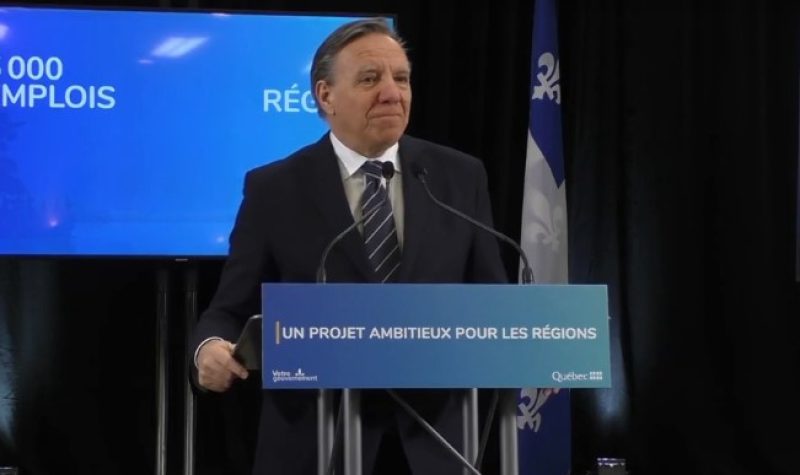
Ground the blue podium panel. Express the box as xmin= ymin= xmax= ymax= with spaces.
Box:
xmin=261 ymin=283 xmax=610 ymax=389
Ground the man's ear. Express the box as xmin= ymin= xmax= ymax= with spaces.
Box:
xmin=315 ymin=80 xmax=335 ymax=116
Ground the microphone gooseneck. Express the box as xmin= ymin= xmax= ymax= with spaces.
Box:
xmin=412 ymin=165 xmax=535 ymax=284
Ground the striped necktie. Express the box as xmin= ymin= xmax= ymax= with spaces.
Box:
xmin=360 ymin=160 xmax=401 ymax=283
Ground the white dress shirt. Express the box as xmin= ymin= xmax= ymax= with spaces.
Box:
xmin=329 ymin=132 xmax=405 ymax=247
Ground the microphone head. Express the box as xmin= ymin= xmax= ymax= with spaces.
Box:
xmin=381 ymin=161 xmax=395 ymax=180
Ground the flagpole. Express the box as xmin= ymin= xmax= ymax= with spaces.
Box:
xmin=515 ymin=0 xmax=570 ymax=472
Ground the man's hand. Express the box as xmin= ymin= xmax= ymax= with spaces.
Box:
xmin=196 ymin=339 xmax=249 ymax=392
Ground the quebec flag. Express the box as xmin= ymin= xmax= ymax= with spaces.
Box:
xmin=517 ymin=0 xmax=571 ymax=473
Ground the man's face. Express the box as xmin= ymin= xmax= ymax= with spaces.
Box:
xmin=316 ymin=33 xmax=412 ymax=158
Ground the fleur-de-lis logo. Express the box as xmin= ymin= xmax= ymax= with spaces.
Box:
xmin=532 ymin=52 xmax=560 ymax=105
xmin=523 ymin=186 xmax=565 ymax=254
xmin=516 ymin=387 xmax=560 ymax=431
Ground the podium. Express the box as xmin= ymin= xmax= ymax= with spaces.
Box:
xmin=259 ymin=283 xmax=610 ymax=475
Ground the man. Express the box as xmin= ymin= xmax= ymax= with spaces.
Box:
xmin=190 ymin=17 xmax=507 ymax=474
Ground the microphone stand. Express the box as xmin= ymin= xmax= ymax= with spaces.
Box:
xmin=414 ymin=166 xmax=535 ymax=475
xmin=386 ymin=389 xmax=482 ymax=475
xmin=316 ymin=162 xmax=396 ymax=475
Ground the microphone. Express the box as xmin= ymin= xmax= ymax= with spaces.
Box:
xmin=316 ymin=161 xmax=396 ymax=283
xmin=380 ymin=160 xmax=396 ymax=182
xmin=317 ymin=160 xmax=395 ymax=475
xmin=408 ymin=164 xmax=534 ymax=472
xmin=412 ymin=164 xmax=535 ymax=284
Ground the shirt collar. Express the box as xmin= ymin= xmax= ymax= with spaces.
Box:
xmin=329 ymin=132 xmax=401 ymax=179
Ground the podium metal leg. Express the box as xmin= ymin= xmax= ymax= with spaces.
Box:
xmin=462 ymin=388 xmax=479 ymax=474
xmin=317 ymin=390 xmax=336 ymax=475
xmin=343 ymin=389 xmax=362 ymax=475
xmin=499 ymin=389 xmax=519 ymax=475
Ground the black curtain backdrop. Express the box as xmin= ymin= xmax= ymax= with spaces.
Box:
xmin=1 ymin=1 xmax=798 ymax=475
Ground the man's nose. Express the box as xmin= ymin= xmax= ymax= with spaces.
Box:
xmin=378 ymin=78 xmax=403 ymax=102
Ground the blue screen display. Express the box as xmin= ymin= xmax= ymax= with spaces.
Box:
xmin=0 ymin=6 xmax=373 ymax=257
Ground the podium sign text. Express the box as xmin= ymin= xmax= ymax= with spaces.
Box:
xmin=261 ymin=283 xmax=610 ymax=389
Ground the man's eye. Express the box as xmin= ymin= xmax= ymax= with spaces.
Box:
xmin=360 ymin=76 xmax=377 ymax=85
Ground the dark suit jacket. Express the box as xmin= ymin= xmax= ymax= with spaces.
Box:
xmin=191 ymin=133 xmax=507 ymax=474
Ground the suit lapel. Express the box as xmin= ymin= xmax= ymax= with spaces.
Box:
xmin=306 ymin=135 xmax=376 ymax=282
xmin=397 ymin=138 xmax=432 ymax=281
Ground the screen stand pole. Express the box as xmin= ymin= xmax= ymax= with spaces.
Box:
xmin=155 ymin=268 xmax=169 ymax=475
xmin=182 ymin=265 xmax=198 ymax=475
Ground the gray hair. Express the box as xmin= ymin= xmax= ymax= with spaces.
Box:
xmin=310 ymin=17 xmax=407 ymax=117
